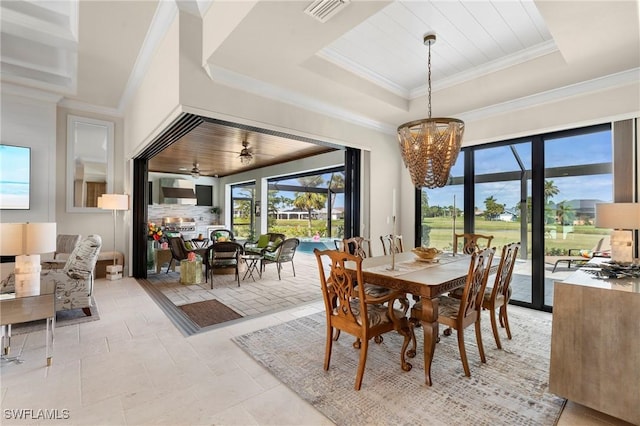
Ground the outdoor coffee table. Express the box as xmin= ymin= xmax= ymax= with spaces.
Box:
xmin=241 ymin=254 xmax=263 ymax=281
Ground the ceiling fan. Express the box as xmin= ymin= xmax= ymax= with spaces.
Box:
xmin=238 ymin=140 xmax=254 ymax=165
xmin=185 ymin=162 xmax=216 ymax=179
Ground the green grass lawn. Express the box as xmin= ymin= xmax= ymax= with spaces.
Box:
xmin=237 ymin=216 xmax=608 ymax=256
xmin=423 ymin=217 xmax=608 ymax=255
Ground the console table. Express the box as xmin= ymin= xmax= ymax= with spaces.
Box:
xmin=549 ymin=259 xmax=639 ymax=425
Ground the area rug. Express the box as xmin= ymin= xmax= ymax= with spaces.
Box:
xmin=10 ymin=303 xmax=100 ymax=335
xmin=178 ymin=299 xmax=243 ymax=328
xmin=233 ymin=307 xmax=565 ymax=426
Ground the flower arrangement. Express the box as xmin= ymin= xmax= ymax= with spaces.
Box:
xmin=148 ymin=222 xmax=165 ymax=241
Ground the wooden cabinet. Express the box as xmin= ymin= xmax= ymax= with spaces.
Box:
xmin=549 ymin=262 xmax=640 ymax=425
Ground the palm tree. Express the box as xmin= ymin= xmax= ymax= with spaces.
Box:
xmin=556 ymin=201 xmax=575 ymax=225
xmin=293 ymin=192 xmax=326 ymax=235
xmin=544 ymin=180 xmax=560 ymax=203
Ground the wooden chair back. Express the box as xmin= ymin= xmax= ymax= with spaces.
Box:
xmin=380 ymin=234 xmax=404 ymax=255
xmin=313 ymin=248 xmax=415 ymax=390
xmin=341 ymin=237 xmax=372 ymax=258
xmin=484 ymin=242 xmax=520 ymax=348
xmin=453 ymin=233 xmax=493 ymax=255
xmin=459 ymin=247 xmax=495 ymax=325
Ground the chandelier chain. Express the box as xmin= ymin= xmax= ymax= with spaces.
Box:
xmin=427 ymin=39 xmax=432 ymax=119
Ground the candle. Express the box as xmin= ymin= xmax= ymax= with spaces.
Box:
xmin=392 ymin=189 xmax=397 ymax=217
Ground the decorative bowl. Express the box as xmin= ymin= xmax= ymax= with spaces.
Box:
xmin=412 ymin=247 xmax=442 ymax=260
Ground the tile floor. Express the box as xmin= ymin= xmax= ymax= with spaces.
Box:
xmin=0 ymin=252 xmax=632 ymax=425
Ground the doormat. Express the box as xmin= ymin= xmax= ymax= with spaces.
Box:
xmin=178 ymin=299 xmax=243 ymax=328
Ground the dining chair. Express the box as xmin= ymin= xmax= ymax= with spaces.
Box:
xmin=313 ymin=248 xmax=416 ymax=390
xmin=449 ymin=242 xmax=520 ymax=349
xmin=206 ymin=241 xmax=244 ymax=287
xmin=453 ymin=233 xmax=493 ymax=255
xmin=412 ymin=246 xmax=495 ymax=377
xmin=334 ymin=237 xmax=397 ymax=343
xmin=262 ymin=238 xmax=300 ymax=280
xmin=380 ymin=234 xmax=404 ymax=256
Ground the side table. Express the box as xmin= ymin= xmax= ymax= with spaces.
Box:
xmin=1 ymin=282 xmax=55 ymax=366
xmin=241 ymin=254 xmax=263 ymax=282
xmin=180 ymin=259 xmax=203 ymax=285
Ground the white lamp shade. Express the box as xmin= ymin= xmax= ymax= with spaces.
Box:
xmin=100 ymin=193 xmax=129 ymax=210
xmin=0 ymin=222 xmax=57 ymax=255
xmin=595 ymin=203 xmax=640 ymax=229
xmin=25 ymin=222 xmax=57 ymax=254
xmin=0 ymin=223 xmax=26 ymax=255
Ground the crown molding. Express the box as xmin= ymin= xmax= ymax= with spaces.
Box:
xmin=459 ymin=68 xmax=640 ymax=123
xmin=410 ymin=41 xmax=559 ymax=99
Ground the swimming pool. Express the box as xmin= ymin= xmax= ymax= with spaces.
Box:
xmin=297 ymin=238 xmax=336 ymax=254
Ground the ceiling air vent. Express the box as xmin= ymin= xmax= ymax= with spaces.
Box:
xmin=304 ymin=0 xmax=350 ymax=23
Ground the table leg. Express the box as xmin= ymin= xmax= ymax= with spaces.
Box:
xmin=418 ymin=297 xmax=439 ymax=386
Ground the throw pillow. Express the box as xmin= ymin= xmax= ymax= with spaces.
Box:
xmin=256 ymin=234 xmax=270 ymax=248
xmin=273 ymin=237 xmax=283 ymax=247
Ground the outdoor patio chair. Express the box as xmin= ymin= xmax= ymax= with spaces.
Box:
xmin=262 ymin=238 xmax=300 ymax=280
xmin=207 ymin=241 xmax=244 ymax=287
xmin=544 ymin=236 xmax=609 ymax=272
xmin=244 ymin=233 xmax=285 ymax=256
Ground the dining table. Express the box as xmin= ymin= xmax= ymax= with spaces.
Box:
xmin=351 ymin=251 xmax=498 ymax=386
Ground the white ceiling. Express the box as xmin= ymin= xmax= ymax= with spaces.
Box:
xmin=2 ymin=0 xmax=639 ymax=134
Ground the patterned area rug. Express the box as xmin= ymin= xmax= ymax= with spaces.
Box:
xmin=234 ymin=306 xmax=565 ymax=425
xmin=178 ymin=299 xmax=243 ymax=328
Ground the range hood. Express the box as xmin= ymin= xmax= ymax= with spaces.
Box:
xmin=160 ymin=178 xmax=197 ymax=205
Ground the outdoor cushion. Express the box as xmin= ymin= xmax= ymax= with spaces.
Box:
xmin=256 ymin=234 xmax=270 ymax=248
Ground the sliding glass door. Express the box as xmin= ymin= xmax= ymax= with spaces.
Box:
xmin=417 ymin=123 xmax=612 ymax=311
xmin=542 ymin=127 xmax=612 ymax=306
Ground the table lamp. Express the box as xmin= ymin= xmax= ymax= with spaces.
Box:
xmin=0 ymin=222 xmax=57 ymax=297
xmin=595 ymin=203 xmax=640 ymax=263
xmin=99 ymin=193 xmax=129 ymax=280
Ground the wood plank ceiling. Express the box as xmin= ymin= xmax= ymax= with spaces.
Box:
xmin=148 ymin=120 xmax=337 ymax=178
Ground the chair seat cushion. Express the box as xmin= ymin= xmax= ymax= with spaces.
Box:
xmin=449 ymin=285 xmax=511 ymax=304
xmin=211 ymin=259 xmax=237 ymax=267
xmin=414 ymin=296 xmax=460 ymax=319
xmin=355 ymin=284 xmax=392 ymax=297
xmin=334 ymin=300 xmax=403 ymax=327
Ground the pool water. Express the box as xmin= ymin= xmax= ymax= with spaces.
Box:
xmin=297 ymin=238 xmax=336 ymax=254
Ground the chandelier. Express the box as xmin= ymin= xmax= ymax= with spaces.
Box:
xmin=397 ymin=32 xmax=464 ymax=189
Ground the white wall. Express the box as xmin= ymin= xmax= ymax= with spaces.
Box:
xmin=1 ymin=85 xmax=58 ymax=223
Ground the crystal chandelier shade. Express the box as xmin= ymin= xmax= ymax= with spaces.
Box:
xmin=397 ymin=33 xmax=464 ymax=189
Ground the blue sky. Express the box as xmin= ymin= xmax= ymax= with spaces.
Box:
xmin=426 ymin=130 xmax=613 ymax=209
xmin=0 ymin=145 xmax=30 ymax=184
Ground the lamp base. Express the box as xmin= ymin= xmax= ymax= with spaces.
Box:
xmin=610 ymin=230 xmax=633 ymax=264
xmin=14 ymin=255 xmax=42 ymax=297
xmin=106 ymin=264 xmax=122 ymax=281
